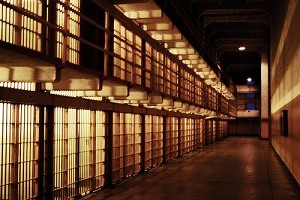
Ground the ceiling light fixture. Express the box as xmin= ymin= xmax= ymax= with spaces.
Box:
xmin=247 ymin=77 xmax=252 ymax=82
xmin=238 ymin=46 xmax=246 ymax=51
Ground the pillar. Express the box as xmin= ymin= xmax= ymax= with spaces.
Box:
xmin=261 ymin=48 xmax=269 ymax=139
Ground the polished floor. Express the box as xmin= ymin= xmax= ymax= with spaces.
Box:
xmin=83 ymin=137 xmax=300 ymax=200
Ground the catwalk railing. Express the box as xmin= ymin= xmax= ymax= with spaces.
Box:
xmin=0 ymin=0 xmax=236 ymax=116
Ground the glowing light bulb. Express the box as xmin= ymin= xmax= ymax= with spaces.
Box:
xmin=238 ymin=46 xmax=246 ymax=51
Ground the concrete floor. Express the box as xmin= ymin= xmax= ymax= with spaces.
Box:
xmin=83 ymin=137 xmax=300 ymax=200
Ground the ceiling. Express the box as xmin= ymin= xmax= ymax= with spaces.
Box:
xmin=155 ymin=0 xmax=271 ymax=85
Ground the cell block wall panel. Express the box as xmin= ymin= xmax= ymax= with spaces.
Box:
xmin=180 ymin=118 xmax=195 ymax=155
xmin=79 ymin=0 xmax=105 ymax=70
xmin=94 ymin=111 xmax=106 ymax=188
xmin=0 ymin=0 xmax=16 ymax=44
xmin=218 ymin=121 xmax=228 ymax=140
xmin=0 ymin=0 xmax=82 ymax=63
xmin=145 ymin=42 xmax=152 ymax=89
xmin=113 ymin=19 xmax=142 ymax=84
xmin=112 ymin=112 xmax=125 ymax=182
xmin=56 ymin=0 xmax=80 ymax=64
xmin=0 ymin=103 xmax=40 ymax=200
xmin=205 ymin=120 xmax=213 ymax=145
xmin=206 ymin=87 xmax=218 ymax=111
xmin=133 ymin=114 xmax=142 ymax=174
xmin=164 ymin=58 xmax=178 ymax=97
xmin=220 ymin=97 xmax=229 ymax=114
xmin=53 ymin=108 xmax=100 ymax=199
xmin=144 ymin=115 xmax=152 ymax=169
xmin=195 ymin=118 xmax=204 ymax=148
xmin=112 ymin=113 xmax=142 ymax=182
xmin=53 ymin=107 xmax=77 ymax=199
xmin=229 ymin=100 xmax=237 ymax=117
xmin=68 ymin=0 xmax=81 ymax=65
xmin=124 ymin=114 xmax=142 ymax=176
xmin=165 ymin=117 xmax=178 ymax=161
xmin=21 ymin=0 xmax=42 ymax=51
xmin=132 ymin=36 xmax=142 ymax=85
xmin=151 ymin=49 xmax=164 ymax=93
xmin=179 ymin=68 xmax=194 ymax=103
xmin=144 ymin=115 xmax=163 ymax=169
xmin=195 ymin=78 xmax=204 ymax=107
xmin=144 ymin=43 xmax=166 ymax=92
xmin=77 ymin=109 xmax=93 ymax=195
xmin=152 ymin=116 xmax=163 ymax=166
xmin=212 ymin=120 xmax=217 ymax=142
xmin=0 ymin=82 xmax=36 ymax=91
xmin=0 ymin=0 xmax=42 ymax=51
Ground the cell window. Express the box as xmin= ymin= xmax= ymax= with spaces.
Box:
xmin=246 ymin=102 xmax=256 ymax=110
xmin=246 ymin=93 xmax=255 ymax=99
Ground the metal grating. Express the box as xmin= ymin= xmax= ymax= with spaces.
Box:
xmin=0 ymin=0 xmax=42 ymax=51
xmin=0 ymin=82 xmax=36 ymax=91
xmin=113 ymin=19 xmax=142 ymax=83
xmin=180 ymin=118 xmax=195 ymax=155
xmin=112 ymin=113 xmax=142 ymax=182
xmin=112 ymin=112 xmax=125 ymax=182
xmin=56 ymin=0 xmax=80 ymax=64
xmin=145 ymin=42 xmax=152 ymax=89
xmin=165 ymin=117 xmax=178 ymax=161
xmin=52 ymin=108 xmax=105 ymax=198
xmin=20 ymin=0 xmax=42 ymax=51
xmin=0 ymin=103 xmax=40 ymax=200
xmin=164 ymin=58 xmax=178 ymax=97
xmin=152 ymin=115 xmax=163 ymax=166
xmin=78 ymin=109 xmax=92 ymax=195
xmin=195 ymin=118 xmax=204 ymax=148
xmin=94 ymin=111 xmax=106 ymax=188
xmin=218 ymin=121 xmax=228 ymax=140
xmin=144 ymin=115 xmax=152 ymax=169
xmin=124 ymin=114 xmax=142 ymax=176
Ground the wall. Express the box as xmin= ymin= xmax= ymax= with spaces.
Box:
xmin=270 ymin=0 xmax=300 ymax=185
xmin=229 ymin=119 xmax=260 ymax=136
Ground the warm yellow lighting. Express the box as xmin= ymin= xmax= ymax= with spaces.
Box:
xmin=238 ymin=46 xmax=246 ymax=51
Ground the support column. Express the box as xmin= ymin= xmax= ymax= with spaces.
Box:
xmin=38 ymin=106 xmax=45 ymax=199
xmin=45 ymin=106 xmax=54 ymax=200
xmin=177 ymin=117 xmax=181 ymax=157
xmin=261 ymin=47 xmax=269 ymax=139
xmin=162 ymin=116 xmax=167 ymax=164
xmin=104 ymin=111 xmax=113 ymax=186
xmin=140 ymin=115 xmax=145 ymax=172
